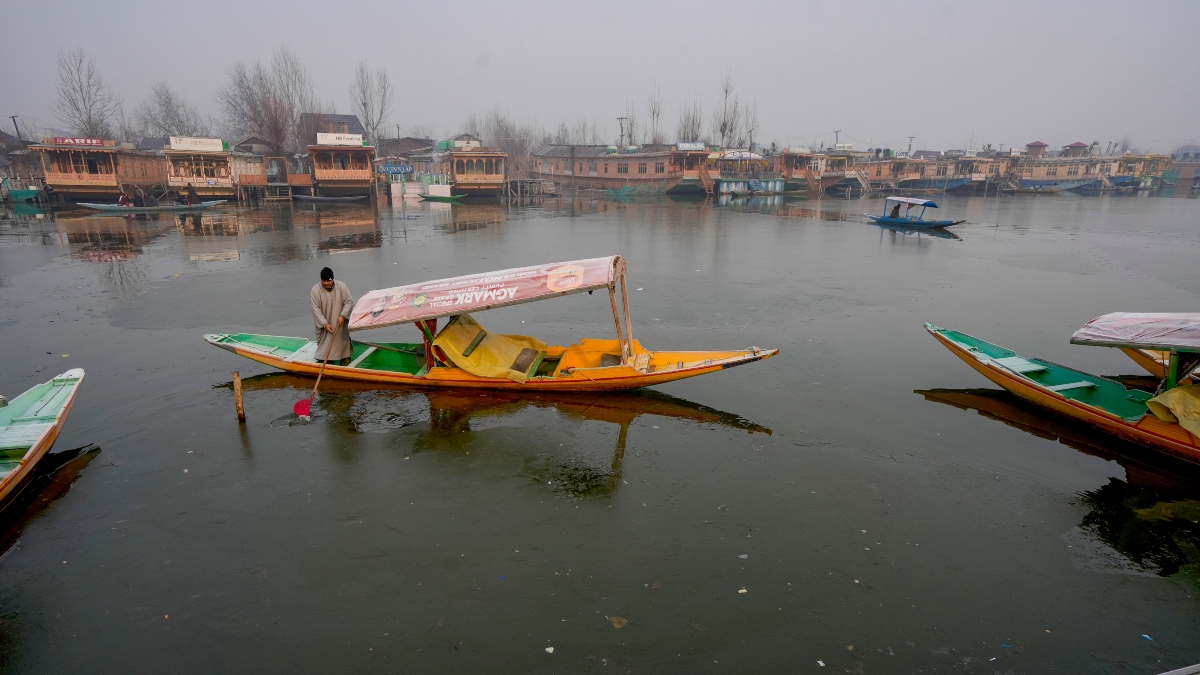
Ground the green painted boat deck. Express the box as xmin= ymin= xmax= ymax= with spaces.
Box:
xmin=213 ymin=334 xmax=425 ymax=375
xmin=0 ymin=370 xmax=82 ymax=479
xmin=930 ymin=326 xmax=1152 ymax=422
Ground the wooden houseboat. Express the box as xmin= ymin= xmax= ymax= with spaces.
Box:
xmin=710 ymin=150 xmax=785 ymax=196
xmin=528 ymin=144 xmax=714 ymax=195
xmin=448 ymin=147 xmax=507 ymax=196
xmin=306 ymin=133 xmax=376 ymax=197
xmin=775 ymin=150 xmax=844 ymax=194
xmin=30 ymin=137 xmax=167 ymax=202
xmin=164 ymin=136 xmax=234 ymax=198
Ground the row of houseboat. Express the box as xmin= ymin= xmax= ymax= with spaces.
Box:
xmin=528 ymin=140 xmax=1173 ymax=197
xmin=8 ymin=118 xmax=510 ymax=204
xmin=4 ymin=124 xmax=1177 ymax=205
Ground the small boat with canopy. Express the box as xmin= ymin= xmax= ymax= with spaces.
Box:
xmin=867 ymin=197 xmax=963 ymax=228
xmin=926 ymin=313 xmax=1200 ymax=464
xmin=205 ymin=256 xmax=777 ymax=391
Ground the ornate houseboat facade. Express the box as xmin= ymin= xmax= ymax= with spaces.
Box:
xmin=30 ymin=137 xmax=167 ymax=201
xmin=306 ymin=133 xmax=376 ymax=196
xmin=164 ymin=136 xmax=235 ymax=197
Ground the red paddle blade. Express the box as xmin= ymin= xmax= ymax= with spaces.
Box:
xmin=293 ymin=398 xmax=312 ymax=418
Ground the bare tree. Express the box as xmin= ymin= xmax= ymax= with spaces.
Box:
xmin=676 ymin=96 xmax=704 ymax=143
xmin=464 ymin=108 xmax=543 ymax=178
xmin=218 ymin=47 xmax=321 ymax=153
xmin=114 ymin=99 xmax=145 ymax=143
xmin=711 ymin=73 xmax=743 ymax=148
xmin=647 ymin=84 xmax=663 ymax=146
xmin=408 ymin=124 xmax=437 ymax=141
xmin=136 ymin=83 xmax=210 ymax=137
xmin=348 ymin=61 xmax=393 ymax=145
xmin=53 ymin=47 xmax=118 ymax=138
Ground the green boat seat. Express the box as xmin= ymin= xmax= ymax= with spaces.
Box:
xmin=0 ymin=422 xmax=51 ymax=452
xmin=1045 ymin=381 xmax=1097 ymax=393
xmin=992 ymin=356 xmax=1048 ymax=374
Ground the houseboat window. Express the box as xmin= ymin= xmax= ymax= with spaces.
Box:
xmin=496 ymin=159 xmax=503 ymax=174
xmin=485 ymin=159 xmax=494 ymax=174
xmin=315 ymin=153 xmax=333 ymax=170
xmin=1047 ymin=166 xmax=1058 ymax=177
xmin=456 ymin=159 xmax=465 ymax=174
xmin=87 ymin=157 xmax=101 ymax=174
xmin=638 ymin=163 xmax=647 ymax=174
xmin=589 ymin=162 xmax=597 ymax=174
xmin=617 ymin=163 xmax=628 ymax=174
xmin=352 ymin=153 xmax=368 ymax=170
xmin=72 ymin=152 xmax=86 ymax=174
xmin=875 ymin=166 xmax=882 ymax=177
xmin=655 ymin=162 xmax=664 ymax=173
xmin=604 ymin=163 xmax=609 ymax=174
xmin=334 ymin=153 xmax=350 ymax=170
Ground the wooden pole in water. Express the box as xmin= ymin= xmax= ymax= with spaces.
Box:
xmin=232 ymin=371 xmax=246 ymax=422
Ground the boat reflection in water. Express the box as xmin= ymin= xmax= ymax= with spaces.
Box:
xmin=0 ymin=444 xmax=100 ymax=557
xmin=918 ymin=388 xmax=1200 ymax=578
xmin=231 ymin=374 xmax=770 ymax=497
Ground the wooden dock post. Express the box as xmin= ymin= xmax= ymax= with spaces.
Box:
xmin=232 ymin=371 xmax=246 ymax=422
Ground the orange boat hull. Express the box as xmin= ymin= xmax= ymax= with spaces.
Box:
xmin=928 ymin=327 xmax=1200 ymax=464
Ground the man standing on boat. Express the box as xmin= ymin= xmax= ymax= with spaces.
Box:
xmin=311 ymin=267 xmax=354 ymax=366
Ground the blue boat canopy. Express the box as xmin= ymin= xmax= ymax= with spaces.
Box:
xmin=884 ymin=196 xmax=938 ymax=208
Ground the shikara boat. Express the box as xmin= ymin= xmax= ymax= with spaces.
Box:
xmin=0 ymin=369 xmax=85 ymax=504
xmin=867 ymin=197 xmax=963 ymax=228
xmin=419 ymin=193 xmax=465 ymax=203
xmin=206 ymin=256 xmax=778 ymax=391
xmin=926 ymin=314 xmax=1200 ymax=464
xmin=77 ymin=200 xmax=226 ymax=212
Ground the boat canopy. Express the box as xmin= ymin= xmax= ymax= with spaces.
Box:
xmin=884 ymin=197 xmax=939 ymax=208
xmin=349 ymin=256 xmax=621 ymax=331
xmin=1070 ymin=312 xmax=1200 ymax=352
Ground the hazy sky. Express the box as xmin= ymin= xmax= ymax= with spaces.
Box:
xmin=4 ymin=0 xmax=1198 ymax=152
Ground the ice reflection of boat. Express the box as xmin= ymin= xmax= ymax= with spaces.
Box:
xmin=0 ymin=444 xmax=99 ymax=555
xmin=229 ymin=374 xmax=771 ymax=496
xmin=918 ymin=387 xmax=1200 ymax=577
xmin=207 ymin=256 xmax=778 ymax=392
xmin=877 ymin=223 xmax=960 ymax=240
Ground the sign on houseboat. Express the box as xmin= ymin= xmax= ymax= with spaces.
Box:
xmin=316 ymin=133 xmax=364 ymax=146
xmin=170 ymin=136 xmax=225 ymax=152
xmin=51 ymin=137 xmax=105 ymax=146
xmin=379 ymin=164 xmax=414 ymax=174
xmin=676 ymin=142 xmax=706 ymax=151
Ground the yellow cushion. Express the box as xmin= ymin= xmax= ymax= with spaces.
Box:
xmin=433 ymin=313 xmax=547 ymax=383
xmin=1147 ymin=384 xmax=1200 ymax=438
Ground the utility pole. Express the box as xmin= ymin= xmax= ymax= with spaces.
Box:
xmin=834 ymin=130 xmax=841 ymax=147
xmin=907 ymin=136 xmax=915 ymax=153
xmin=9 ymin=115 xmax=22 ymax=142
xmin=617 ymin=117 xmax=628 ymax=148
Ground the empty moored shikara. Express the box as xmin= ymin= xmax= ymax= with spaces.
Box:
xmin=206 ymin=256 xmax=777 ymax=391
xmin=926 ymin=315 xmax=1200 ymax=464
xmin=0 ymin=369 xmax=85 ymax=504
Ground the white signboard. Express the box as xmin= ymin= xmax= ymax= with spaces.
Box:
xmin=316 ymin=133 xmax=363 ymax=146
xmin=170 ymin=136 xmax=224 ymax=152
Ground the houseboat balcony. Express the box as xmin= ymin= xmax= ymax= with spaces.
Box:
xmin=313 ymin=168 xmax=373 ymax=182
xmin=43 ymin=171 xmax=119 ymax=188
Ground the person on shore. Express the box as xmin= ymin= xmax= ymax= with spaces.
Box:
xmin=311 ymin=267 xmax=354 ymax=366
xmin=186 ymin=183 xmax=199 ymax=205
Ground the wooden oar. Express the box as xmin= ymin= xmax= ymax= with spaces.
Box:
xmin=294 ymin=333 xmax=331 ymax=419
